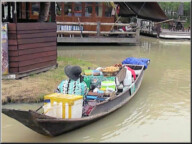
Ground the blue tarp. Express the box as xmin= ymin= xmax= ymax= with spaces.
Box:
xmin=122 ymin=57 xmax=150 ymax=69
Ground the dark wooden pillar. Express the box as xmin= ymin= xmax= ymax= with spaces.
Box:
xmin=7 ymin=2 xmax=11 ymax=21
xmin=2 ymin=3 xmax=5 ymax=19
xmin=12 ymin=2 xmax=17 ymax=23
xmin=26 ymin=2 xmax=29 ymax=20
xmin=61 ymin=3 xmax=64 ymax=17
xmin=39 ymin=2 xmax=50 ymax=22
xmin=16 ymin=2 xmax=20 ymax=20
xmin=102 ymin=3 xmax=105 ymax=17
xmin=50 ymin=2 xmax=55 ymax=22
xmin=92 ymin=2 xmax=96 ymax=17
xmin=82 ymin=3 xmax=85 ymax=17
xmin=21 ymin=3 xmax=26 ymax=19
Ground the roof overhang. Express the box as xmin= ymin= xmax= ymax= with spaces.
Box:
xmin=115 ymin=2 xmax=168 ymax=22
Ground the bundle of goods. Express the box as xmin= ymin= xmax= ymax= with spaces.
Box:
xmin=84 ymin=70 xmax=92 ymax=76
xmin=84 ymin=69 xmax=102 ymax=76
xmin=85 ymin=90 xmax=107 ymax=102
xmin=85 ymin=89 xmax=114 ymax=102
xmin=101 ymin=81 xmax=116 ymax=91
xmin=83 ymin=66 xmax=119 ymax=102
xmin=85 ymin=95 xmax=107 ymax=101
xmin=122 ymin=57 xmax=150 ymax=69
xmin=101 ymin=66 xmax=119 ymax=76
xmin=83 ymin=75 xmax=115 ymax=90
xmin=82 ymin=101 xmax=97 ymax=116
xmin=43 ymin=93 xmax=83 ymax=119
xmin=114 ymin=63 xmax=123 ymax=68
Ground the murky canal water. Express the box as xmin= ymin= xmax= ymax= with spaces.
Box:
xmin=2 ymin=36 xmax=190 ymax=142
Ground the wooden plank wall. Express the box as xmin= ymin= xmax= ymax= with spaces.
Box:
xmin=8 ymin=23 xmax=57 ymax=74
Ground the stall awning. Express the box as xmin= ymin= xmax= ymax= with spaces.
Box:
xmin=117 ymin=2 xmax=135 ymax=17
xmin=116 ymin=2 xmax=168 ymax=22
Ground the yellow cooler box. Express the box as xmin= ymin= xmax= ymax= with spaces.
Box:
xmin=43 ymin=93 xmax=83 ymax=119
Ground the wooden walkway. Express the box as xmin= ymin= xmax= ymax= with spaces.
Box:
xmin=57 ymin=36 xmax=138 ymax=44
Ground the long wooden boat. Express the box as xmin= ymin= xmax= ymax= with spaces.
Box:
xmin=140 ymin=29 xmax=191 ymax=40
xmin=2 ymin=64 xmax=146 ymax=137
xmin=159 ymin=33 xmax=190 ymax=39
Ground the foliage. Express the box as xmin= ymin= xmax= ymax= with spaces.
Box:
xmin=158 ymin=2 xmax=190 ymax=28
xmin=158 ymin=2 xmax=190 ymax=17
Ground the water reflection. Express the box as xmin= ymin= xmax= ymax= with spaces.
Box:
xmin=2 ymin=36 xmax=190 ymax=142
xmin=140 ymin=38 xmax=152 ymax=53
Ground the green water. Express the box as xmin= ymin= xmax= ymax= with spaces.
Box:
xmin=2 ymin=36 xmax=190 ymax=142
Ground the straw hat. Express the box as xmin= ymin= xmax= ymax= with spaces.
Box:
xmin=64 ymin=65 xmax=82 ymax=81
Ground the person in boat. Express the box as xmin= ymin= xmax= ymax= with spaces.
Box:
xmin=56 ymin=65 xmax=88 ymax=97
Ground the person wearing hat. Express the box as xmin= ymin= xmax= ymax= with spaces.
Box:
xmin=56 ymin=65 xmax=88 ymax=97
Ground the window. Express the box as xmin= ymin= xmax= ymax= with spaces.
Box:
xmin=31 ymin=3 xmax=40 ymax=16
xmin=64 ymin=2 xmax=72 ymax=16
xmin=74 ymin=2 xmax=82 ymax=17
xmin=95 ymin=3 xmax=102 ymax=17
xmin=85 ymin=2 xmax=93 ymax=17
xmin=56 ymin=2 xmax=62 ymax=16
xmin=104 ymin=4 xmax=112 ymax=17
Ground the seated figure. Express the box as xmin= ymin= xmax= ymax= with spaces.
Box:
xmin=56 ymin=65 xmax=88 ymax=97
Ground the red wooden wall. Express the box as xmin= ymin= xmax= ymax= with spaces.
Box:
xmin=27 ymin=2 xmax=115 ymax=31
xmin=8 ymin=23 xmax=57 ymax=74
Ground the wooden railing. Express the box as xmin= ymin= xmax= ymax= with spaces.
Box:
xmin=56 ymin=22 xmax=139 ymax=37
xmin=57 ymin=22 xmax=136 ymax=26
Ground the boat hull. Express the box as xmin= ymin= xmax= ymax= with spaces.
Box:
xmin=2 ymin=65 xmax=144 ymax=136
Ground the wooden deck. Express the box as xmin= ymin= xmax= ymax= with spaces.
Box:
xmin=57 ymin=36 xmax=139 ymax=44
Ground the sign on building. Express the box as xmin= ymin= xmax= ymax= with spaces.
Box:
xmin=2 ymin=23 xmax=9 ymax=75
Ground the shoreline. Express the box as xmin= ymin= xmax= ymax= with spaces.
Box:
xmin=2 ymin=57 xmax=97 ymax=105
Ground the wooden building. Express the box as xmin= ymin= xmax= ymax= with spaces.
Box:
xmin=16 ymin=2 xmax=139 ymax=44
xmin=27 ymin=2 xmax=115 ymax=31
xmin=2 ymin=2 xmax=57 ymax=79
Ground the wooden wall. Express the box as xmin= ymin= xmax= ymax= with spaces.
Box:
xmin=27 ymin=2 xmax=115 ymax=31
xmin=55 ymin=2 xmax=115 ymax=31
xmin=8 ymin=23 xmax=57 ymax=74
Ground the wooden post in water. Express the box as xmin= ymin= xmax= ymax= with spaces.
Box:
xmin=97 ymin=21 xmax=100 ymax=37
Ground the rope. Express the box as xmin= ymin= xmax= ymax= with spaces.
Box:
xmin=138 ymin=2 xmax=146 ymax=15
